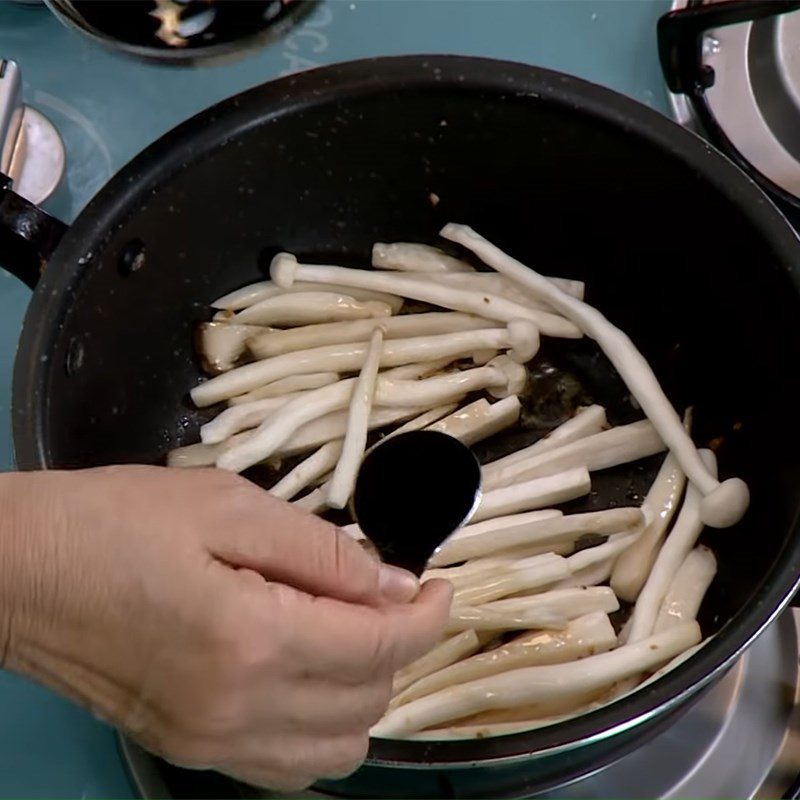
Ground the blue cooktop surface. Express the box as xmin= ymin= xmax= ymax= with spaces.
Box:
xmin=0 ymin=1 xmax=669 ymax=796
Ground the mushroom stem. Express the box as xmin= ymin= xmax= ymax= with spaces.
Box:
xmin=626 ymin=450 xmax=716 ymax=644
xmin=484 ymin=405 xmax=608 ymax=474
xmin=654 ymin=546 xmax=716 ymax=633
xmin=425 ymin=396 xmax=521 ymax=445
xmin=390 ymin=613 xmax=616 ymax=708
xmin=472 ymin=467 xmax=591 ymax=523
xmin=269 ymin=440 xmax=344 ymax=501
xmin=327 ymin=329 xmax=384 ymax=509
xmin=549 ymin=557 xmax=616 ymax=590
xmin=431 ymin=507 xmax=644 ymax=566
xmin=248 ymin=312 xmax=490 ymax=359
xmin=482 ymin=419 xmax=665 ymax=490
xmin=191 ymin=327 xmax=517 ymax=407
xmin=392 ymin=630 xmax=483 ymax=696
xmin=201 ymin=390 xmax=307 ymax=444
xmin=234 ymin=291 xmax=392 ymax=326
xmin=196 ymin=322 xmax=266 ymax=375
xmin=371 ymin=622 xmax=700 ymax=737
xmin=270 ymin=253 xmax=581 ymax=338
xmin=292 ymin=486 xmax=329 ymax=514
xmin=212 ymin=279 xmax=403 ymax=313
xmin=565 ymin=530 xmax=640 ymax=574
xmin=380 ymin=403 xmax=459 ymax=441
xmin=610 ymin=451 xmax=687 ymax=602
xmin=453 ymin=554 xmax=571 ymax=605
xmin=406 ymin=272 xmax=583 ymax=312
xmin=372 ymin=242 xmax=475 ymax=273
xmin=440 ymin=223 xmax=749 ymax=528
xmin=217 ymin=358 xmax=515 ymax=472
xmin=281 ymin=404 xmax=427 ymax=457
xmin=228 ymin=372 xmax=339 ymax=405
xmin=445 ymin=585 xmax=620 ymax=634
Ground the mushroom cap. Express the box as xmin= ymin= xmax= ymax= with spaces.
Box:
xmin=486 ymin=355 xmax=527 ymax=398
xmin=699 ymin=477 xmax=750 ymax=528
xmin=507 ymin=319 xmax=540 ymax=364
xmin=270 ymin=252 xmax=299 ymax=288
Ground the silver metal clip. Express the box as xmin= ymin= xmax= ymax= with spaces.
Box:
xmin=0 ymin=58 xmax=65 ymax=205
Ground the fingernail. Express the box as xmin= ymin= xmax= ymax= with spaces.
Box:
xmin=379 ymin=564 xmax=420 ymax=603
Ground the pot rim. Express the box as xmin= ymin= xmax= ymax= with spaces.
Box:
xmin=13 ymin=54 xmax=800 ymax=768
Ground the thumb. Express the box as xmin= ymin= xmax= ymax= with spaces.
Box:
xmin=209 ymin=488 xmax=419 ymax=605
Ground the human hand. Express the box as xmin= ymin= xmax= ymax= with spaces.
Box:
xmin=0 ymin=466 xmax=451 ymax=789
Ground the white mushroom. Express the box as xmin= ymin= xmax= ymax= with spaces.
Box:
xmin=371 ymin=622 xmax=700 ymax=737
xmin=484 ymin=405 xmax=608 ymax=474
xmin=390 ymin=613 xmax=617 ymax=708
xmin=327 ymin=329 xmax=384 ymax=509
xmin=281 ymin=405 xmax=427 ymax=457
xmin=425 ymin=396 xmax=521 ymax=445
xmin=217 ymin=357 xmax=523 ymax=472
xmin=166 ymin=431 xmax=252 ymax=468
xmin=228 ymin=372 xmax=339 ymax=405
xmin=482 ymin=419 xmax=665 ymax=490
xmin=269 ymin=440 xmax=344 ymax=501
xmin=549 ymin=557 xmax=616 ymax=591
xmin=212 ymin=279 xmax=404 ymax=313
xmin=248 ymin=312 xmax=491 ymax=359
xmin=392 ymin=630 xmax=483 ymax=696
xmin=380 ymin=357 xmax=456 ymax=381
xmin=379 ymin=403 xmax=459 ymax=441
xmin=376 ymin=360 xmax=524 ymax=408
xmin=654 ymin=546 xmax=717 ymax=633
xmin=292 ymin=486 xmax=329 ymax=514
xmin=565 ymin=530 xmax=640 ymax=574
xmin=446 ymin=586 xmax=620 ymax=634
xmin=201 ymin=391 xmax=307 ymax=444
xmin=191 ymin=326 xmax=523 ymax=407
xmin=270 ymin=253 xmax=581 ymax=338
xmin=233 ymin=291 xmax=392 ymax=326
xmin=372 ymin=242 xmax=475 ymax=273
xmin=626 ymin=450 xmax=716 ymax=644
xmin=406 ymin=272 xmax=583 ymax=311
xmin=431 ymin=507 xmax=645 ymax=566
xmin=471 ymin=467 xmax=591 ymax=523
xmin=505 ymin=319 xmax=540 ymax=364
xmin=453 ymin=554 xmax=571 ymax=605
xmin=611 ymin=451 xmax=686 ymax=602
xmin=196 ymin=322 xmax=266 ymax=374
xmin=441 ymin=223 xmax=749 ymax=529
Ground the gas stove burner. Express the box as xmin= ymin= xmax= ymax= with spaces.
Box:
xmin=661 ymin=0 xmax=800 ymax=217
xmin=121 ymin=611 xmax=800 ymax=800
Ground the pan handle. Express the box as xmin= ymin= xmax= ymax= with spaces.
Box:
xmin=0 ymin=171 xmax=67 ymax=289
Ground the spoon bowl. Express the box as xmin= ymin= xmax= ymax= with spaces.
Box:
xmin=351 ymin=430 xmax=482 ymax=575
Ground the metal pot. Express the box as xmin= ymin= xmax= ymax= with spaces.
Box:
xmin=3 ymin=56 xmax=800 ymax=797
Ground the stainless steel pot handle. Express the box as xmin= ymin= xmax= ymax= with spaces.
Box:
xmin=0 ymin=58 xmax=68 ymax=288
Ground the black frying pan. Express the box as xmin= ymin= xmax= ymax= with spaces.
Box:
xmin=3 ymin=56 xmax=800 ymax=797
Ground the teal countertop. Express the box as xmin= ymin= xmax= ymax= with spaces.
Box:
xmin=0 ymin=1 xmax=670 ymax=795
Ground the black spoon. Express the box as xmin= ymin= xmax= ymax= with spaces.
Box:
xmin=351 ymin=430 xmax=482 ymax=576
